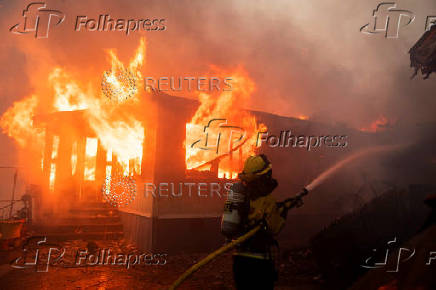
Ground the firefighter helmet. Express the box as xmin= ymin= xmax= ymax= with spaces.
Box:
xmin=239 ymin=154 xmax=272 ymax=182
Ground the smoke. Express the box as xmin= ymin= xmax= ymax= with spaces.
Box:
xmin=1 ymin=0 xmax=436 ymax=164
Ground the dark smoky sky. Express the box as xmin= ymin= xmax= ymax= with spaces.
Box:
xmin=0 ymin=0 xmax=436 ymax=166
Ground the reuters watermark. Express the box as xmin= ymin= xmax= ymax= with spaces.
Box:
xmin=144 ymin=182 xmax=233 ymax=198
xmin=256 ymin=130 xmax=349 ymax=151
xmin=144 ymin=77 xmax=233 ymax=92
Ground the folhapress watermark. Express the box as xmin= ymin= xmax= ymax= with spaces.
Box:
xmin=189 ymin=118 xmax=246 ymax=156
xmin=361 ymin=2 xmax=436 ymax=38
xmin=256 ymin=130 xmax=348 ymax=151
xmin=75 ymin=249 xmax=167 ymax=269
xmin=10 ymin=2 xmax=166 ymax=39
xmin=9 ymin=2 xmax=65 ymax=39
xmin=11 ymin=236 xmax=167 ymax=272
xmin=360 ymin=237 xmax=436 ymax=272
xmin=75 ymin=15 xmax=166 ymax=35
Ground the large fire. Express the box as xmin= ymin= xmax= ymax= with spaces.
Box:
xmin=0 ymin=36 xmax=265 ymax=202
xmin=185 ymin=67 xmax=266 ymax=179
xmin=0 ymin=38 xmax=147 ymax=196
xmin=51 ymin=41 xmax=146 ymax=178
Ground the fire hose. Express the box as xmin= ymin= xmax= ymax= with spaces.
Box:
xmin=168 ymin=188 xmax=309 ymax=290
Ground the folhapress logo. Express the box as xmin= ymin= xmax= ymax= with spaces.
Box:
xmin=360 ymin=2 xmax=415 ymax=38
xmin=10 ymin=2 xmax=65 ymax=39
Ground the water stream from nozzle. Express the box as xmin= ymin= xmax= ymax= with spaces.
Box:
xmin=305 ymin=145 xmax=404 ymax=192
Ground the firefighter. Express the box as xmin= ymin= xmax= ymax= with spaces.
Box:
xmin=221 ymin=154 xmax=302 ymax=289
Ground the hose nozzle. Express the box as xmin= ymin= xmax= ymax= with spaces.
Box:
xmin=296 ymin=188 xmax=309 ymax=199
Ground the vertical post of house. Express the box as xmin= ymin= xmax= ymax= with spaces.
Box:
xmin=42 ymin=130 xmax=53 ymax=193
xmin=56 ymin=133 xmax=73 ymax=206
xmin=96 ymin=140 xmax=106 ymax=201
xmin=76 ymin=136 xmax=86 ymax=201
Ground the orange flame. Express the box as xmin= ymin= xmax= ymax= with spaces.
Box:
xmin=0 ymin=38 xmax=147 ymax=184
xmin=50 ymin=68 xmax=90 ymax=111
xmin=0 ymin=95 xmax=44 ymax=148
xmin=185 ymin=67 xmax=266 ymax=179
xmin=360 ymin=116 xmax=394 ymax=133
xmin=89 ymin=38 xmax=146 ymax=176
xmin=102 ymin=38 xmax=145 ymax=103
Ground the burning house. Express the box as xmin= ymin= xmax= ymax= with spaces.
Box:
xmin=0 ymin=38 xmax=376 ymax=253
xmin=28 ymin=93 xmax=371 ymax=252
xmin=0 ymin=38 xmax=266 ymax=249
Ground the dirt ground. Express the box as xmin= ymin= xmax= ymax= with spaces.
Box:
xmin=0 ymin=238 xmax=325 ymax=290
